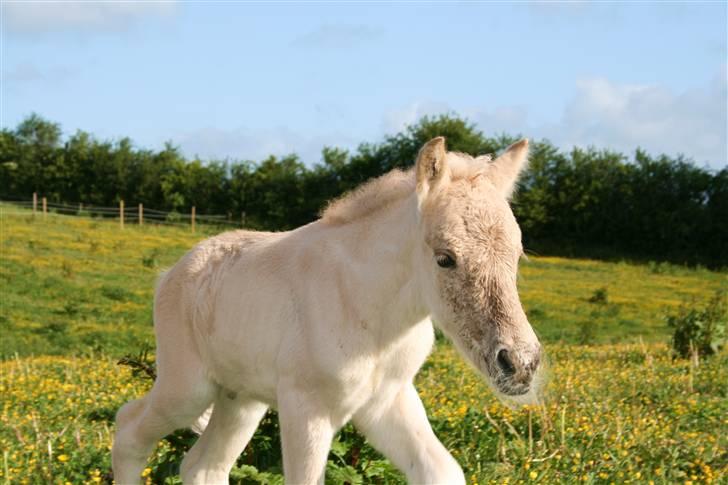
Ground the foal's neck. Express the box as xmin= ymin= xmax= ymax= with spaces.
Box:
xmin=331 ymin=194 xmax=429 ymax=338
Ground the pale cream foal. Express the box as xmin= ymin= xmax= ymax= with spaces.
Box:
xmin=112 ymin=137 xmax=542 ymax=485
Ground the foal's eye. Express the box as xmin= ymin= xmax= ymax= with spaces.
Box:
xmin=435 ymin=252 xmax=456 ymax=269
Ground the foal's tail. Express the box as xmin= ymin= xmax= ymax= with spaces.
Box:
xmin=190 ymin=403 xmax=214 ymax=435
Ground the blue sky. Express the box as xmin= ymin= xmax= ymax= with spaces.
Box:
xmin=2 ymin=1 xmax=726 ymax=168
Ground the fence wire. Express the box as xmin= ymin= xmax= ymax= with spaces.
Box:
xmin=0 ymin=197 xmax=243 ymax=229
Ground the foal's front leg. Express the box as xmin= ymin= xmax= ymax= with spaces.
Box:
xmin=278 ymin=388 xmax=336 ymax=485
xmin=353 ymin=384 xmax=465 ymax=485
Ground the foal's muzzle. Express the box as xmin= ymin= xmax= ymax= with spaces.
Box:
xmin=492 ymin=345 xmax=541 ymax=396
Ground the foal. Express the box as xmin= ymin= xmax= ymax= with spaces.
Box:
xmin=113 ymin=137 xmax=542 ymax=484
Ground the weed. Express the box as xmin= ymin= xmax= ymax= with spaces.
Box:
xmin=61 ymin=301 xmax=80 ymax=316
xmin=61 ymin=261 xmax=74 ymax=278
xmin=142 ymin=249 xmax=161 ymax=269
xmin=117 ymin=344 xmax=156 ymax=381
xmin=668 ymin=290 xmax=727 ymax=359
xmin=100 ymin=285 xmax=132 ymax=302
xmin=588 ymin=287 xmax=608 ymax=304
xmin=577 ymin=319 xmax=596 ymax=345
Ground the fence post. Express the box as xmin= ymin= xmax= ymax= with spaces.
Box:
xmin=191 ymin=206 xmax=196 ymax=233
xmin=33 ymin=192 xmax=38 ymax=216
xmin=120 ymin=200 xmax=124 ymax=229
xmin=139 ymin=203 xmax=143 ymax=226
xmin=42 ymin=197 xmax=47 ymax=219
xmin=241 ymin=211 xmax=246 ymax=228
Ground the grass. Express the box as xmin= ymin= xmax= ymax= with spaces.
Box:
xmin=0 ymin=210 xmax=209 ymax=357
xmin=1 ymin=207 xmax=727 ymax=484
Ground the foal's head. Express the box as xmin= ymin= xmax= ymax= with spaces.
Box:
xmin=415 ymin=137 xmax=542 ymax=399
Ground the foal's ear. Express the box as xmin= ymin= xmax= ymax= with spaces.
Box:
xmin=487 ymin=139 xmax=529 ymax=199
xmin=415 ymin=137 xmax=449 ymax=201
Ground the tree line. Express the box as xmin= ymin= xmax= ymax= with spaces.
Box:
xmin=1 ymin=113 xmax=725 ymax=267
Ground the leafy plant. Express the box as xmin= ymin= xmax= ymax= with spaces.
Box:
xmin=100 ymin=285 xmax=132 ymax=302
xmin=61 ymin=260 xmax=74 ymax=278
xmin=117 ymin=344 xmax=156 ymax=381
xmin=667 ymin=290 xmax=727 ymax=359
xmin=588 ymin=287 xmax=608 ymax=304
xmin=577 ymin=320 xmax=596 ymax=345
xmin=142 ymin=249 xmax=161 ymax=268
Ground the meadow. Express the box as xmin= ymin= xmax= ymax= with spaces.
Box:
xmin=1 ymin=207 xmax=726 ymax=484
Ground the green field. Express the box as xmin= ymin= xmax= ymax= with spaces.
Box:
xmin=1 ymin=209 xmax=726 ymax=484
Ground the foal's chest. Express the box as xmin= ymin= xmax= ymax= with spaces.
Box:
xmin=359 ymin=319 xmax=435 ymax=392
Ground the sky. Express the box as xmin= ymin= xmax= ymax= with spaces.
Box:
xmin=1 ymin=1 xmax=726 ymax=169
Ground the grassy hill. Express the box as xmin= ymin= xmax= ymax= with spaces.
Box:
xmin=1 ymin=207 xmax=725 ymax=357
xmin=1 ymin=207 xmax=726 ymax=484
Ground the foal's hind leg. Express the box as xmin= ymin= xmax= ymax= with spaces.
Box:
xmin=112 ymin=366 xmax=215 ymax=484
xmin=180 ymin=392 xmax=268 ymax=484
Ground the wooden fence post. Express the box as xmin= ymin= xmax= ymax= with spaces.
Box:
xmin=139 ymin=204 xmax=143 ymax=226
xmin=42 ymin=197 xmax=47 ymax=219
xmin=191 ymin=206 xmax=196 ymax=233
xmin=241 ymin=211 xmax=246 ymax=228
xmin=120 ymin=200 xmax=124 ymax=229
xmin=33 ymin=192 xmax=37 ymax=216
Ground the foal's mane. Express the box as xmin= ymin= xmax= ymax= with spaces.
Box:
xmin=320 ymin=152 xmax=492 ymax=225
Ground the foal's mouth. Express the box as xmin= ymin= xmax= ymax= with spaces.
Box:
xmin=494 ymin=379 xmax=532 ymax=396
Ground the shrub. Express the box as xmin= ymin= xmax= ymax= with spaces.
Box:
xmin=142 ymin=249 xmax=160 ymax=268
xmin=667 ymin=290 xmax=727 ymax=359
xmin=100 ymin=285 xmax=132 ymax=302
xmin=61 ymin=260 xmax=74 ymax=278
xmin=577 ymin=319 xmax=596 ymax=345
xmin=588 ymin=287 xmax=608 ymax=304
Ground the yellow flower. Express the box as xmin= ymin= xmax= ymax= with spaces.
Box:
xmin=57 ymin=454 xmax=69 ymax=463
xmin=142 ymin=467 xmax=152 ymax=477
xmin=529 ymin=471 xmax=537 ymax=480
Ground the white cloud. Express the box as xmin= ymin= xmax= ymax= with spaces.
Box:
xmin=2 ymin=63 xmax=43 ymax=82
xmin=292 ymin=24 xmax=383 ymax=49
xmin=381 ymin=100 xmax=452 ymax=134
xmin=175 ymin=125 xmax=359 ymax=165
xmin=3 ymin=1 xmax=176 ymax=35
xmin=2 ymin=62 xmax=75 ymax=84
xmin=543 ymin=71 xmax=727 ymax=168
xmin=387 ymin=70 xmax=727 ymax=169
xmin=527 ymin=1 xmax=591 ymax=17
xmin=468 ymin=106 xmax=529 ymax=138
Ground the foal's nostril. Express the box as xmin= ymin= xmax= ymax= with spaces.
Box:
xmin=496 ymin=349 xmax=516 ymax=376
